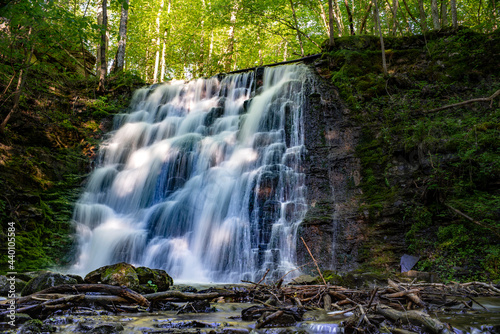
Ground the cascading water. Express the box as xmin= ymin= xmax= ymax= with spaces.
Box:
xmin=72 ymin=64 xmax=312 ymax=282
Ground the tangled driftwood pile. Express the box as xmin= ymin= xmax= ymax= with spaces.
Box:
xmin=1 ymin=277 xmax=499 ymax=333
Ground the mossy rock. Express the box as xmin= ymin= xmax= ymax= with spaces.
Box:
xmin=135 ymin=266 xmax=173 ymax=293
xmin=17 ymin=271 xmax=50 ymax=282
xmin=21 ymin=272 xmax=78 ymax=296
xmin=84 ymin=262 xmax=139 ymax=291
xmin=18 ymin=319 xmax=55 ymax=333
xmin=0 ymin=275 xmax=27 ymax=295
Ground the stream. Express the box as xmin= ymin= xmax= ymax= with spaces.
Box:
xmin=4 ymin=285 xmax=499 ymax=334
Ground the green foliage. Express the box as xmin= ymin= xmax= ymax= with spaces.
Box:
xmin=147 ymin=280 xmax=158 ymax=293
xmin=336 ymin=29 xmax=500 ymax=281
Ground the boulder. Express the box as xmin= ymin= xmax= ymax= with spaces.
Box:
xmin=0 ymin=275 xmax=27 ymax=296
xmin=18 ymin=319 xmax=55 ymax=333
xmin=84 ymin=262 xmax=139 ymax=290
xmin=21 ymin=272 xmax=78 ymax=296
xmin=135 ymin=266 xmax=173 ymax=293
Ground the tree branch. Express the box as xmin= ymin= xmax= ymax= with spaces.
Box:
xmin=426 ymin=89 xmax=500 ymax=113
xmin=445 ymin=203 xmax=500 ymax=239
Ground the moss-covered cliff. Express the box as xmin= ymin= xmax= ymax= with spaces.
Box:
xmin=0 ymin=67 xmax=144 ymax=273
xmin=312 ymin=27 xmax=499 ymax=281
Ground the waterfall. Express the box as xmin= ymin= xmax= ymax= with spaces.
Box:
xmin=71 ymin=64 xmax=312 ymax=283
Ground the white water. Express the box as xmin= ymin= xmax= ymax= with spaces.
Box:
xmin=71 ymin=64 xmax=311 ymax=282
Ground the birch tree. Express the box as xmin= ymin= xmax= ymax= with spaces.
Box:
xmin=111 ymin=0 xmax=129 ymax=73
xmin=98 ymin=0 xmax=108 ymax=93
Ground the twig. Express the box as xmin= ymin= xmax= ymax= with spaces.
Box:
xmin=278 ymin=261 xmax=313 ymax=282
xmin=367 ymin=287 xmax=378 ymax=309
xmin=301 ymin=237 xmax=327 ymax=286
xmin=257 ymin=269 xmax=270 ymax=285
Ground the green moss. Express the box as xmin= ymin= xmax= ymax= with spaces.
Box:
xmin=329 ymin=29 xmax=500 ymax=281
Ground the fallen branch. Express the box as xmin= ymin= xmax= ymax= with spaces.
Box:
xmin=144 ymin=291 xmax=220 ymax=303
xmin=376 ymin=304 xmax=452 ymax=334
xmin=18 ymin=284 xmax=149 ymax=307
xmin=255 ymin=310 xmax=284 ymax=329
xmin=426 ymin=88 xmax=500 ymax=113
xmin=301 ymin=237 xmax=327 ymax=286
xmin=445 ymin=204 xmax=500 ymax=239
xmin=1 ymin=295 xmax=84 ymax=317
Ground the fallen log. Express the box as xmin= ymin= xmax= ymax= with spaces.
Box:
xmin=255 ymin=310 xmax=284 ymax=329
xmin=1 ymin=295 xmax=85 ymax=317
xmin=376 ymin=304 xmax=452 ymax=334
xmin=144 ymin=291 xmax=220 ymax=303
xmin=17 ymin=284 xmax=149 ymax=307
xmin=382 ymin=289 xmax=422 ymax=298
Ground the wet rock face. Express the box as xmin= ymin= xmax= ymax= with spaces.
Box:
xmin=84 ymin=263 xmax=172 ymax=292
xmin=298 ymin=68 xmax=363 ymax=273
xmin=21 ymin=272 xmax=78 ymax=296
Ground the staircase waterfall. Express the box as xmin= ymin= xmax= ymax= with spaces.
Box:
xmin=71 ymin=64 xmax=314 ymax=282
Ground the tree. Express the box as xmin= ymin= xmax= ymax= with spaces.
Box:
xmin=111 ymin=0 xmax=129 ymax=73
xmin=0 ymin=0 xmax=97 ymax=132
xmin=0 ymin=28 xmax=34 ymax=134
xmin=98 ymin=0 xmax=108 ymax=93
xmin=431 ymin=0 xmax=440 ymax=29
xmin=343 ymin=0 xmax=355 ymax=35
xmin=373 ymin=0 xmax=388 ymax=76
xmin=328 ymin=0 xmax=335 ymax=46
xmin=440 ymin=0 xmax=448 ymax=27
xmin=153 ymin=0 xmax=164 ymax=83
xmin=418 ymin=0 xmax=428 ymax=32
xmin=450 ymin=0 xmax=458 ymax=29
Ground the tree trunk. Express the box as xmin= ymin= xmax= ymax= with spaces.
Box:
xmin=359 ymin=1 xmax=373 ymax=34
xmin=0 ymin=29 xmax=34 ymax=133
xmin=450 ymin=0 xmax=457 ymax=28
xmin=153 ymin=0 xmax=164 ymax=83
xmin=160 ymin=31 xmax=167 ymax=81
xmin=374 ymin=0 xmax=388 ymax=76
xmin=328 ymin=0 xmax=335 ymax=46
xmin=317 ymin=0 xmax=329 ymax=34
xmin=97 ymin=0 xmax=107 ymax=93
xmin=441 ymin=0 xmax=448 ymax=26
xmin=221 ymin=1 xmax=239 ymax=72
xmin=289 ymin=0 xmax=304 ymax=56
xmin=111 ymin=0 xmax=129 ymax=73
xmin=493 ymin=0 xmax=498 ymax=30
xmin=343 ymin=0 xmax=355 ymax=35
xmin=333 ymin=0 xmax=344 ymax=35
xmin=391 ymin=0 xmax=399 ymax=35
xmin=431 ymin=0 xmax=440 ymax=29
xmin=160 ymin=0 xmax=171 ymax=80
xmin=418 ymin=0 xmax=427 ymax=32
